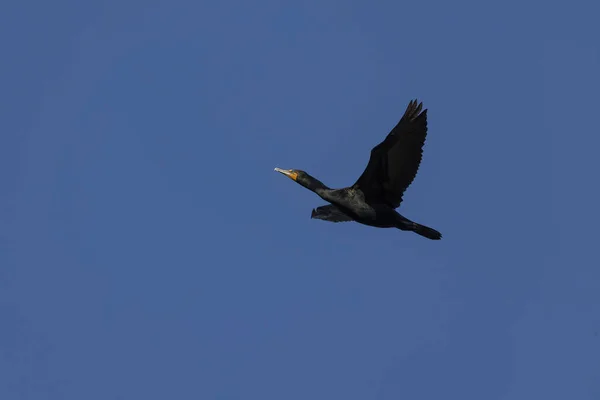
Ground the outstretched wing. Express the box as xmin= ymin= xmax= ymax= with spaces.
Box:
xmin=311 ymin=205 xmax=354 ymax=223
xmin=352 ymin=99 xmax=429 ymax=208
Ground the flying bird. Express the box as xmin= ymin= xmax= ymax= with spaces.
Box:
xmin=274 ymin=99 xmax=441 ymax=240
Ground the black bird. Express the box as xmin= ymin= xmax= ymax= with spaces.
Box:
xmin=274 ymin=99 xmax=441 ymax=240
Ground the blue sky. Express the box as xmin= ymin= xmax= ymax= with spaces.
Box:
xmin=1 ymin=0 xmax=599 ymax=399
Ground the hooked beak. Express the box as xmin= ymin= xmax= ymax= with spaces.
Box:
xmin=274 ymin=167 xmax=298 ymax=181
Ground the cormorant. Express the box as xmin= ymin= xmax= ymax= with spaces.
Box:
xmin=274 ymin=99 xmax=441 ymax=240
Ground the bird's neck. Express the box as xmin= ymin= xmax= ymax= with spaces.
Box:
xmin=311 ymin=181 xmax=337 ymax=203
xmin=303 ymin=175 xmax=330 ymax=193
xmin=297 ymin=173 xmax=338 ymax=202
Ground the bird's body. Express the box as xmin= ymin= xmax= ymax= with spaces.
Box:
xmin=275 ymin=99 xmax=442 ymax=240
xmin=314 ymin=187 xmax=397 ymax=228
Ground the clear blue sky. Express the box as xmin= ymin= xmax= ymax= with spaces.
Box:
xmin=2 ymin=0 xmax=599 ymax=399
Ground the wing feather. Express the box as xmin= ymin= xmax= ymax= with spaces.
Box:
xmin=311 ymin=205 xmax=354 ymax=223
xmin=353 ymin=99 xmax=429 ymax=208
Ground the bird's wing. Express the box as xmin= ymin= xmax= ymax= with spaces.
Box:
xmin=352 ymin=99 xmax=428 ymax=208
xmin=311 ymin=205 xmax=354 ymax=222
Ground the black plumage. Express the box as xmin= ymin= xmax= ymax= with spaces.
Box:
xmin=275 ymin=99 xmax=441 ymax=240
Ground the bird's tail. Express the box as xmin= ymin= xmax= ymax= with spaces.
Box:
xmin=411 ymin=222 xmax=442 ymax=240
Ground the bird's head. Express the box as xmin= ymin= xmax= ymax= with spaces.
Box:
xmin=274 ymin=167 xmax=304 ymax=183
xmin=274 ymin=167 xmax=319 ymax=190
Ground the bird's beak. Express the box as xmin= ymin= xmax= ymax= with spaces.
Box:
xmin=274 ymin=167 xmax=298 ymax=181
